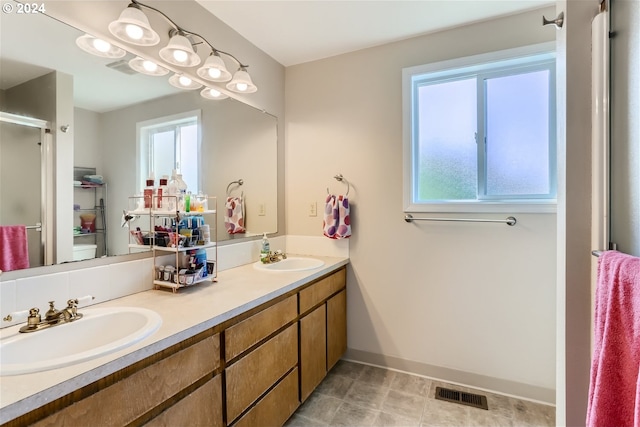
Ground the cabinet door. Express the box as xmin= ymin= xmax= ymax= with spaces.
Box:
xmin=327 ymin=289 xmax=347 ymax=370
xmin=300 ymin=304 xmax=327 ymax=401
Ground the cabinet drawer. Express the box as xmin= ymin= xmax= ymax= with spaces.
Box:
xmin=144 ymin=375 xmax=223 ymax=427
xmin=33 ymin=334 xmax=220 ymax=427
xmin=232 ymin=368 xmax=299 ymax=427
xmin=226 ymin=324 xmax=298 ymax=423
xmin=225 ymin=295 xmax=297 ymax=360
xmin=299 ymin=268 xmax=346 ymax=314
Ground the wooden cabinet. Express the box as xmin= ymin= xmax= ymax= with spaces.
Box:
xmin=232 ymin=368 xmax=299 ymax=427
xmin=226 ymin=324 xmax=298 ymax=423
xmin=32 ymin=333 xmax=221 ymax=427
xmin=7 ymin=266 xmax=347 ymax=427
xmin=144 ymin=375 xmax=223 ymax=427
xmin=299 ymin=268 xmax=346 ymax=313
xmin=299 ymin=268 xmax=347 ymax=402
xmin=300 ymin=305 xmax=327 ymax=401
xmin=327 ymin=289 xmax=347 ymax=370
xmin=225 ymin=295 xmax=297 ymax=361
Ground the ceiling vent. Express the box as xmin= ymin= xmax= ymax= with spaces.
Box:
xmin=106 ymin=59 xmax=137 ymax=75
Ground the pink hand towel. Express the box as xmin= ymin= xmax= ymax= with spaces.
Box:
xmin=0 ymin=225 xmax=30 ymax=271
xmin=587 ymin=250 xmax=640 ymax=427
xmin=225 ymin=197 xmax=246 ymax=234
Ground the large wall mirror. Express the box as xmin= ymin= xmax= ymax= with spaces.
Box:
xmin=0 ymin=1 xmax=278 ymax=273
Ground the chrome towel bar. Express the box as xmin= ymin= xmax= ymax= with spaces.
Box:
xmin=404 ymin=214 xmax=516 ymax=226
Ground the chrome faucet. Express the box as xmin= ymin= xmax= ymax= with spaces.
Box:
xmin=3 ymin=297 xmax=93 ymax=333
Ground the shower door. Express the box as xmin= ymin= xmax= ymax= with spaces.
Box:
xmin=0 ymin=117 xmax=45 ymax=268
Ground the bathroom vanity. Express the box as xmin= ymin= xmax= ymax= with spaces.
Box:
xmin=0 ymin=257 xmax=348 ymax=427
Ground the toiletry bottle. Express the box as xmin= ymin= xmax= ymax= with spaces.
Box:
xmin=167 ymin=170 xmax=179 ymax=210
xmin=185 ymin=191 xmax=191 ymax=212
xmin=175 ymin=171 xmax=188 ymax=211
xmin=260 ymin=232 xmax=270 ymax=263
xmin=158 ymin=175 xmax=168 ymax=210
xmin=143 ymin=173 xmax=155 ymax=209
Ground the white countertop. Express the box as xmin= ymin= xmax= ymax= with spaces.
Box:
xmin=0 ymin=256 xmax=349 ymax=424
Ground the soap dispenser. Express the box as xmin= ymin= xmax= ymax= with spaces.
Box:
xmin=260 ymin=233 xmax=270 ymax=263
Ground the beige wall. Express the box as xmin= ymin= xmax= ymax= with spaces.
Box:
xmin=286 ymin=7 xmax=557 ymax=401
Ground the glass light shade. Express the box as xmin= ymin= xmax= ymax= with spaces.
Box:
xmin=159 ymin=34 xmax=201 ymax=67
xmin=168 ymin=73 xmax=202 ymax=90
xmin=226 ymin=68 xmax=257 ymax=93
xmin=108 ymin=5 xmax=160 ymax=46
xmin=75 ymin=34 xmax=126 ymax=59
xmin=200 ymin=87 xmax=229 ymax=100
xmin=196 ymin=54 xmax=232 ymax=82
xmin=128 ymin=57 xmax=169 ymax=76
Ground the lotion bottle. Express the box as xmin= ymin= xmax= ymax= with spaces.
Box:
xmin=260 ymin=233 xmax=270 ymax=263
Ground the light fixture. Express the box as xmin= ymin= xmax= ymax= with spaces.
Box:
xmin=79 ymin=0 xmax=257 ymax=95
xmin=108 ymin=3 xmax=160 ymax=46
xmin=128 ymin=57 xmax=169 ymax=76
xmin=159 ymin=31 xmax=201 ymax=67
xmin=226 ymin=67 xmax=257 ymax=93
xmin=197 ymin=52 xmax=232 ymax=82
xmin=168 ymin=73 xmax=202 ymax=90
xmin=75 ymin=34 xmax=126 ymax=59
xmin=200 ymin=87 xmax=229 ymax=100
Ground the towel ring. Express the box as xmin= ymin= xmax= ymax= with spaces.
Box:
xmin=327 ymin=174 xmax=350 ymax=196
xmin=226 ymin=179 xmax=244 ymax=197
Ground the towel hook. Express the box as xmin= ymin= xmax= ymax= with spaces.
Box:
xmin=327 ymin=174 xmax=350 ymax=196
xmin=226 ymin=179 xmax=244 ymax=197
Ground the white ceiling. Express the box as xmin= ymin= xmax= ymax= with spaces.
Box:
xmin=196 ymin=0 xmax=554 ymax=67
xmin=0 ymin=0 xmax=554 ymax=113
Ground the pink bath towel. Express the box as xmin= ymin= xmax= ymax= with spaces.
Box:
xmin=587 ymin=250 xmax=640 ymax=427
xmin=0 ymin=225 xmax=30 ymax=271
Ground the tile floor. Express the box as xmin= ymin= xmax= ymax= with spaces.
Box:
xmin=285 ymin=360 xmax=555 ymax=427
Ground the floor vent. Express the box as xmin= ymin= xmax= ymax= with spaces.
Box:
xmin=435 ymin=387 xmax=489 ymax=410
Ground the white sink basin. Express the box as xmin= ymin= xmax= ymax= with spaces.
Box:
xmin=0 ymin=307 xmax=162 ymax=376
xmin=253 ymin=257 xmax=325 ymax=272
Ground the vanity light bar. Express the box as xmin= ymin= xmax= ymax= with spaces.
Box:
xmin=108 ymin=0 xmax=257 ymax=94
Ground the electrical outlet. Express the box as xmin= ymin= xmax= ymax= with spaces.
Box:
xmin=258 ymin=203 xmax=266 ymax=216
xmin=309 ymin=202 xmax=317 ymax=217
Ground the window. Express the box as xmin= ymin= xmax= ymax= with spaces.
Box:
xmin=403 ymin=43 xmax=557 ymax=213
xmin=137 ymin=110 xmax=201 ymax=193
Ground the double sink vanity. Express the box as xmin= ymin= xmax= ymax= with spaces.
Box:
xmin=0 ymin=255 xmax=349 ymax=427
